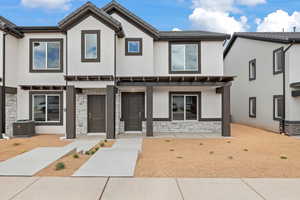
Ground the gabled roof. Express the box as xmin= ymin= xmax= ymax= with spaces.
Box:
xmin=102 ymin=0 xmax=160 ymax=39
xmin=0 ymin=16 xmax=24 ymax=38
xmin=58 ymin=1 xmax=124 ymax=37
xmin=159 ymin=31 xmax=230 ymax=41
xmin=224 ymin=32 xmax=300 ymax=58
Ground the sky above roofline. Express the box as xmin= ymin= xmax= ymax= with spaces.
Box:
xmin=1 ymin=0 xmax=300 ymax=34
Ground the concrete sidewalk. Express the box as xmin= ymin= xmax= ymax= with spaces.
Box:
xmin=1 ymin=177 xmax=300 ymax=200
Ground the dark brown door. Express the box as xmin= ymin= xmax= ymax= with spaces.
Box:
xmin=88 ymin=95 xmax=106 ymax=133
xmin=122 ymin=92 xmax=145 ymax=131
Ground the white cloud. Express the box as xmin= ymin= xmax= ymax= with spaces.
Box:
xmin=256 ymin=10 xmax=300 ymax=32
xmin=189 ymin=8 xmax=248 ymax=34
xmin=21 ymin=0 xmax=72 ymax=10
xmin=172 ymin=28 xmax=182 ymax=31
xmin=189 ymin=0 xmax=265 ymax=34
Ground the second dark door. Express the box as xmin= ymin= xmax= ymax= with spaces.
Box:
xmin=122 ymin=92 xmax=145 ymax=132
xmin=88 ymin=95 xmax=106 ymax=133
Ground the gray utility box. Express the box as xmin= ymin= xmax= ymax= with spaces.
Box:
xmin=13 ymin=120 xmax=35 ymax=137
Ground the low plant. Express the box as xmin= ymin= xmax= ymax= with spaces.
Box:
xmin=228 ymin=156 xmax=233 ymax=160
xmin=55 ymin=162 xmax=65 ymax=171
xmin=100 ymin=142 xmax=105 ymax=147
xmin=176 ymin=156 xmax=183 ymax=159
xmin=280 ymin=155 xmax=288 ymax=160
xmin=227 ymin=141 xmax=231 ymax=144
xmin=243 ymin=149 xmax=248 ymax=152
xmin=95 ymin=147 xmax=99 ymax=151
xmin=169 ymin=149 xmax=175 ymax=152
xmin=165 ymin=139 xmax=171 ymax=142
xmin=104 ymin=139 xmax=108 ymax=143
xmin=73 ymin=154 xmax=79 ymax=159
xmin=90 ymin=150 xmax=95 ymax=155
xmin=199 ymin=143 xmax=203 ymax=146
xmin=13 ymin=142 xmax=21 ymax=146
xmin=209 ymin=151 xmax=214 ymax=155
xmin=85 ymin=151 xmax=90 ymax=155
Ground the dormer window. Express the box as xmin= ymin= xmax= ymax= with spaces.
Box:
xmin=125 ymin=38 xmax=142 ymax=56
xmin=169 ymin=42 xmax=200 ymax=74
xmin=81 ymin=30 xmax=100 ymax=62
xmin=30 ymin=39 xmax=63 ymax=72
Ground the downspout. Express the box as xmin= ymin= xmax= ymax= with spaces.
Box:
xmin=282 ymin=41 xmax=295 ymax=133
xmin=65 ymin=31 xmax=68 ymax=87
xmin=1 ymin=33 xmax=6 ymax=137
xmin=114 ymin=33 xmax=117 ymax=85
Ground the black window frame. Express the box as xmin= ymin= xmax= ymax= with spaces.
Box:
xmin=249 ymin=97 xmax=256 ymax=118
xmin=273 ymin=47 xmax=284 ymax=75
xmin=169 ymin=41 xmax=201 ymax=74
xmin=125 ymin=38 xmax=143 ymax=56
xmin=29 ymin=38 xmax=64 ymax=73
xmin=81 ymin=30 xmax=101 ymax=62
xmin=273 ymin=95 xmax=284 ymax=121
xmin=29 ymin=91 xmax=64 ymax=126
xmin=249 ymin=59 xmax=256 ymax=81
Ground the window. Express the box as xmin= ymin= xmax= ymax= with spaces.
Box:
xmin=273 ymin=95 xmax=283 ymax=121
xmin=249 ymin=97 xmax=256 ymax=118
xmin=273 ymin=47 xmax=284 ymax=74
xmin=125 ymin=38 xmax=142 ymax=55
xmin=249 ymin=59 xmax=256 ymax=81
xmin=169 ymin=42 xmax=200 ymax=73
xmin=171 ymin=94 xmax=198 ymax=121
xmin=30 ymin=92 xmax=63 ymax=125
xmin=30 ymin=39 xmax=63 ymax=72
xmin=81 ymin=30 xmax=100 ymax=62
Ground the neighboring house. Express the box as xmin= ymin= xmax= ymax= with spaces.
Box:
xmin=0 ymin=1 xmax=233 ymax=139
xmin=224 ymin=32 xmax=300 ymax=135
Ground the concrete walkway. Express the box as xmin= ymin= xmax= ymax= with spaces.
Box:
xmin=73 ymin=139 xmax=142 ymax=177
xmin=2 ymin=177 xmax=300 ymax=200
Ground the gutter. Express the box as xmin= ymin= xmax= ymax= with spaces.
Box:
xmin=282 ymin=41 xmax=295 ymax=133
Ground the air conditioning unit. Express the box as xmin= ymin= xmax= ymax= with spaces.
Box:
xmin=13 ymin=120 xmax=35 ymax=137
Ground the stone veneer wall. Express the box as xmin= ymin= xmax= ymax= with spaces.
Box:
xmin=153 ymin=121 xmax=221 ymax=133
xmin=285 ymin=122 xmax=300 ymax=136
xmin=6 ymin=94 xmax=17 ymax=137
xmin=76 ymin=94 xmax=88 ymax=135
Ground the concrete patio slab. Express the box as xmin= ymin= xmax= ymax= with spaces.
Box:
xmin=73 ymin=149 xmax=139 ymax=177
xmin=0 ymin=147 xmax=75 ymax=176
xmin=12 ymin=177 xmax=107 ymax=200
xmin=177 ymin=178 xmax=264 ymax=200
xmin=0 ymin=177 xmax=38 ymax=200
xmin=101 ymin=178 xmax=183 ymax=200
xmin=244 ymin=178 xmax=300 ymax=200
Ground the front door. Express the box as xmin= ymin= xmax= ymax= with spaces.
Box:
xmin=122 ymin=92 xmax=145 ymax=132
xmin=88 ymin=95 xmax=106 ymax=133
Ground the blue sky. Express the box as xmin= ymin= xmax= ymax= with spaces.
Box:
xmin=1 ymin=0 xmax=300 ymax=33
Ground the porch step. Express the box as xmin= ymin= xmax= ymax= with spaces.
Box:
xmin=0 ymin=146 xmax=75 ymax=176
xmin=64 ymin=140 xmax=100 ymax=153
xmin=111 ymin=138 xmax=142 ymax=152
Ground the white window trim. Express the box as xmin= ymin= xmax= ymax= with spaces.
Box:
xmin=84 ymin=33 xmax=97 ymax=59
xmin=32 ymin=41 xmax=61 ymax=70
xmin=32 ymin=94 xmax=60 ymax=123
xmin=171 ymin=94 xmax=198 ymax=121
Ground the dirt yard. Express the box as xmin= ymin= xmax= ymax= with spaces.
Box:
xmin=135 ymin=124 xmax=300 ymax=178
xmin=35 ymin=140 xmax=115 ymax=176
xmin=0 ymin=135 xmax=70 ymax=161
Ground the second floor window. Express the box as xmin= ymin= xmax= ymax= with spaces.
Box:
xmin=81 ymin=30 xmax=100 ymax=62
xmin=273 ymin=47 xmax=284 ymax=74
xmin=30 ymin=39 xmax=63 ymax=72
xmin=249 ymin=59 xmax=256 ymax=81
xmin=125 ymin=38 xmax=142 ymax=55
xmin=169 ymin=42 xmax=200 ymax=73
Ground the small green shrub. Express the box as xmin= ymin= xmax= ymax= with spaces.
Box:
xmin=55 ymin=162 xmax=65 ymax=171
xmin=209 ymin=151 xmax=214 ymax=155
xmin=104 ymin=139 xmax=108 ymax=143
xmin=280 ymin=156 xmax=288 ymax=160
xmin=199 ymin=143 xmax=203 ymax=146
xmin=90 ymin=150 xmax=95 ymax=155
xmin=100 ymin=143 xmax=105 ymax=147
xmin=165 ymin=139 xmax=171 ymax=142
xmin=227 ymin=141 xmax=231 ymax=144
xmin=73 ymin=154 xmax=79 ymax=159
xmin=95 ymin=147 xmax=99 ymax=151
xmin=169 ymin=149 xmax=175 ymax=152
xmin=228 ymin=156 xmax=233 ymax=160
xmin=13 ymin=143 xmax=21 ymax=146
xmin=176 ymin=156 xmax=183 ymax=159
xmin=85 ymin=151 xmax=90 ymax=155
xmin=243 ymin=149 xmax=248 ymax=152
